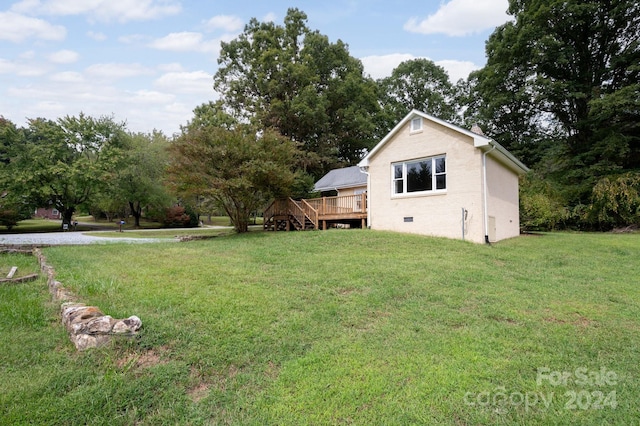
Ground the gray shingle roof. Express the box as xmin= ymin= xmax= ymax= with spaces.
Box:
xmin=314 ymin=166 xmax=367 ymax=192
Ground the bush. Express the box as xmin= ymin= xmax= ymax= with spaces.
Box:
xmin=182 ymin=205 xmax=200 ymax=228
xmin=519 ymin=173 xmax=569 ymax=231
xmin=162 ymin=206 xmax=192 ymax=228
xmin=588 ymin=172 xmax=640 ymax=230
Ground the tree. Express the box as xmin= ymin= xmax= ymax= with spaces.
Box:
xmin=473 ymin=0 xmax=640 ymax=202
xmin=214 ymin=8 xmax=380 ymax=177
xmin=0 ymin=118 xmax=34 ymax=229
xmin=107 ymin=130 xmax=172 ymax=227
xmin=169 ymin=124 xmax=302 ymax=233
xmin=377 ymin=59 xmax=458 ymax=131
xmin=15 ymin=114 xmax=127 ymax=227
xmin=588 ymin=172 xmax=640 ymax=230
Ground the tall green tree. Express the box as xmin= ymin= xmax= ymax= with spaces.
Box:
xmin=169 ymin=124 xmax=302 ymax=233
xmin=377 ymin=59 xmax=458 ymax=132
xmin=0 ymin=117 xmax=33 ymax=229
xmin=472 ymin=0 xmax=640 ymax=204
xmin=214 ymin=8 xmax=380 ymax=176
xmin=16 ymin=114 xmax=127 ymax=227
xmin=106 ymin=130 xmax=172 ymax=227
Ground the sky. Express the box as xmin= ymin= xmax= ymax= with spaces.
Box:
xmin=0 ymin=0 xmax=512 ymax=136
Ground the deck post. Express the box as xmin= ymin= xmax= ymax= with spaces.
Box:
xmin=286 ymin=220 xmax=290 ymax=231
xmin=322 ymin=220 xmax=327 ymax=230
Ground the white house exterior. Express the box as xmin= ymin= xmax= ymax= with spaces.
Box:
xmin=357 ymin=110 xmax=529 ymax=243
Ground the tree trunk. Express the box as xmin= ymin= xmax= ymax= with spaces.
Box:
xmin=61 ymin=207 xmax=75 ymax=229
xmin=129 ymin=201 xmax=142 ymax=228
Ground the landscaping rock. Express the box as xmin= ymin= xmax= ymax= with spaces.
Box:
xmin=61 ymin=303 xmax=142 ymax=350
xmin=33 ymin=248 xmax=142 ymax=351
xmin=112 ymin=316 xmax=142 ymax=334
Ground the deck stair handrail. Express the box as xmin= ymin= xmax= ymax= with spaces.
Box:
xmin=300 ymin=198 xmax=318 ymax=229
xmin=288 ymin=198 xmax=310 ymax=230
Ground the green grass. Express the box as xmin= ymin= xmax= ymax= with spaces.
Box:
xmin=2 ymin=216 xmax=240 ymax=234
xmin=85 ymin=228 xmax=235 ymax=239
xmin=1 ymin=231 xmax=638 ymax=425
xmin=0 ymin=251 xmax=40 ymax=278
xmin=0 ymin=219 xmax=63 ymax=233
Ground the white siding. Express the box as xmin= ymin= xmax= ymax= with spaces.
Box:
xmin=486 ymin=156 xmax=521 ymax=241
xmin=367 ymin=118 xmax=486 ymax=243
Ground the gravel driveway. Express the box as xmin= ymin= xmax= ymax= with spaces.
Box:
xmin=0 ymin=231 xmax=174 ymax=245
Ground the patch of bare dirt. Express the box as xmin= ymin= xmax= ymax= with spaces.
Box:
xmin=117 ymin=348 xmax=168 ymax=369
xmin=187 ymin=382 xmax=210 ymax=403
xmin=611 ymin=225 xmax=638 ymax=233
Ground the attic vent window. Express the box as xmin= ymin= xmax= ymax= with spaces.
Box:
xmin=410 ymin=117 xmax=422 ymax=132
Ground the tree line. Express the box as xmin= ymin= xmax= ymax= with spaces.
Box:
xmin=2 ymin=2 xmax=638 ymax=232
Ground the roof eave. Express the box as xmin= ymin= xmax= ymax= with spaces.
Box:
xmin=477 ymin=140 xmax=530 ymax=175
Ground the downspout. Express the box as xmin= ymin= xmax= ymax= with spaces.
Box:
xmin=482 ymin=144 xmax=496 ymax=244
xmin=359 ymin=166 xmax=370 ymax=228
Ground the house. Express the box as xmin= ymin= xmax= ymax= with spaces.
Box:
xmin=313 ymin=165 xmax=367 ymax=197
xmin=34 ymin=207 xmax=62 ymax=220
xmin=264 ymin=110 xmax=528 ymax=243
xmin=357 ymin=110 xmax=529 ymax=243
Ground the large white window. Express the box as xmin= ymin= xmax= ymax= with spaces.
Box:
xmin=392 ymin=156 xmax=446 ymax=195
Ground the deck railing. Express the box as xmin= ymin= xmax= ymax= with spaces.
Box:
xmin=264 ymin=193 xmax=366 ymax=230
xmin=288 ymin=198 xmax=307 ymax=229
xmin=305 ymin=193 xmax=367 ymax=216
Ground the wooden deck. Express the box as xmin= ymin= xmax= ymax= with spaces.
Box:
xmin=263 ymin=194 xmax=367 ymax=231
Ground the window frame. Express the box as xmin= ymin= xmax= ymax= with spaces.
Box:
xmin=410 ymin=117 xmax=423 ymax=132
xmin=391 ymin=155 xmax=447 ymax=197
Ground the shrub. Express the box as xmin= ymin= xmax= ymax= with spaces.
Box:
xmin=519 ymin=173 xmax=569 ymax=231
xmin=182 ymin=205 xmax=200 ymax=228
xmin=588 ymin=172 xmax=640 ymax=230
xmin=162 ymin=206 xmax=192 ymax=228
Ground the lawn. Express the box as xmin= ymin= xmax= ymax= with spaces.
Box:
xmin=1 ymin=231 xmax=638 ymax=425
xmin=0 ymin=218 xmax=63 ymax=233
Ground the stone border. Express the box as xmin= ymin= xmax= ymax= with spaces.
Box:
xmin=33 ymin=248 xmax=142 ymax=351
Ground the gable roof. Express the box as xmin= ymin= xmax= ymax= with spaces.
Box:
xmin=314 ymin=166 xmax=368 ymax=192
xmin=358 ymin=110 xmax=529 ymax=175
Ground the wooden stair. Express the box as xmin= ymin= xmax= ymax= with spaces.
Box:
xmin=263 ymin=198 xmax=318 ymax=231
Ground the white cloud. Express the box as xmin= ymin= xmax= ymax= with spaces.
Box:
xmin=434 ymin=59 xmax=480 ymax=82
xmin=360 ymin=54 xmax=480 ymax=82
xmin=262 ymin=12 xmax=277 ymax=23
xmin=19 ymin=50 xmax=36 ymax=59
xmin=404 ymin=0 xmax=510 ymax=36
xmin=360 ymin=53 xmax=416 ymax=80
xmin=0 ymin=58 xmax=49 ymax=76
xmin=2 ymin=69 xmax=213 ymax=135
xmin=50 ymin=71 xmax=84 ymax=83
xmin=128 ymin=90 xmax=175 ymax=104
xmin=48 ymin=49 xmax=79 ymax=64
xmin=85 ymin=63 xmax=155 ymax=80
xmin=158 ymin=62 xmax=185 ymax=72
xmin=11 ymin=0 xmax=181 ymax=23
xmin=148 ymin=32 xmax=221 ymax=54
xmin=204 ymin=15 xmax=243 ymax=32
xmin=87 ymin=31 xmax=107 ymax=41
xmin=0 ymin=11 xmax=66 ymax=42
xmin=0 ymin=59 xmax=18 ymax=74
xmin=154 ymin=71 xmax=213 ymax=94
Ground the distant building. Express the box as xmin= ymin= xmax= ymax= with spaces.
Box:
xmin=34 ymin=207 xmax=62 ymax=220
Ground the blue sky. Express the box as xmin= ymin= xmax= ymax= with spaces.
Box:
xmin=0 ymin=0 xmax=511 ymax=136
